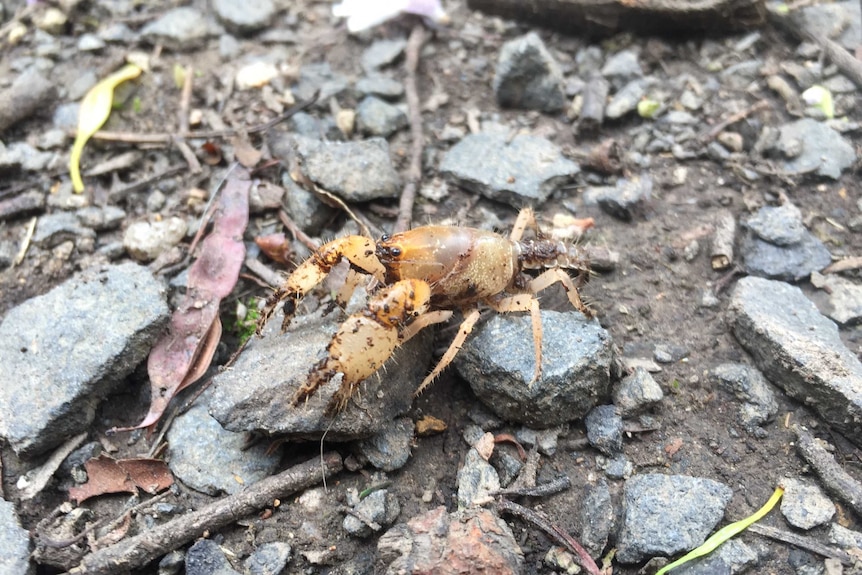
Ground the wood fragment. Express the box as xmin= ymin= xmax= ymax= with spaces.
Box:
xmin=577 ymin=74 xmax=609 ymax=136
xmin=494 ymin=476 xmax=572 ymax=498
xmin=467 ymin=0 xmax=766 ymax=38
xmin=794 ymin=426 xmax=862 ymax=518
xmin=393 ymin=24 xmax=427 ymax=234
xmin=66 ymin=453 xmax=342 ymax=575
xmin=710 ymin=210 xmax=736 ymax=270
xmin=823 ymin=256 xmax=862 ymax=274
xmin=748 ymin=523 xmax=854 ymax=565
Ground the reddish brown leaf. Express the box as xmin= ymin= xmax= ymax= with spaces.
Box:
xmin=68 ymin=455 xmax=173 ymax=503
xmin=255 ymin=233 xmax=292 ymax=266
xmin=128 ymin=167 xmax=251 ymax=429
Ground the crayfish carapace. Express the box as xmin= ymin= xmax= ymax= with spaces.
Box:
xmin=258 ymin=208 xmax=592 ymax=414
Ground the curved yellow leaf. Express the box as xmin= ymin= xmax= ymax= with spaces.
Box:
xmin=69 ymin=64 xmax=142 ymax=193
xmin=654 ymin=485 xmax=784 ymax=575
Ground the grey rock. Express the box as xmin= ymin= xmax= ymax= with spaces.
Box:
xmin=0 ymin=190 xmax=45 ymax=221
xmin=123 ymin=217 xmax=188 ymax=262
xmin=813 ymin=273 xmax=862 ymax=325
xmin=746 ymin=203 xmax=806 ymax=246
xmin=356 ymin=75 xmax=404 ymax=99
xmin=468 ymin=404 xmax=504 ymax=430
xmin=490 ymin=447 xmax=523 ymax=487
xmin=719 ymin=60 xmax=762 ymax=89
xmin=209 ymin=311 xmax=433 ymax=441
xmin=774 ymin=118 xmax=855 ymax=179
xmin=830 ymin=523 xmax=862 ymax=549
xmin=793 ymin=1 xmax=861 ymax=51
xmin=0 ymin=499 xmax=33 ymax=575
xmin=739 ymin=228 xmax=831 ymax=281
xmin=76 ymin=33 xmax=106 ymax=51
xmin=599 ymin=453 xmax=633 ymax=479
xmin=455 ymin=310 xmax=614 ymax=427
xmin=672 ymin=539 xmax=758 ymax=575
xmin=577 ymin=480 xmax=615 ymax=557
xmin=283 ymin=111 xmax=341 ymax=140
xmin=218 ymin=34 xmax=241 ymax=59
xmin=585 ymin=405 xmax=624 ymax=455
xmin=32 ymin=212 xmax=95 ymax=248
xmin=280 ymin=173 xmax=333 ymax=233
xmin=212 ymin=0 xmax=275 ymax=34
xmin=0 ymin=263 xmax=168 ymax=456
xmin=355 ymin=417 xmax=413 ymax=471
xmin=780 ymin=478 xmax=835 ymax=530
xmin=663 ymin=110 xmax=698 ymax=125
xmin=582 ymin=174 xmax=652 ymax=221
xmin=439 ymin=132 xmax=579 ymax=207
xmin=0 ymin=141 xmax=55 ymax=172
xmin=730 ymin=277 xmax=862 ymax=447
xmin=141 ymin=7 xmax=217 ymax=49
xmin=515 ymin=426 xmax=561 ymax=455
xmin=76 ymin=205 xmax=126 ymax=231
xmin=185 ymin=539 xmax=240 ymax=575
xmin=289 ymin=136 xmax=400 ymax=201
xmin=361 ymin=38 xmax=407 ymax=72
xmin=462 ymin=423 xmax=486 ymax=447
xmin=601 ymin=50 xmax=643 ymax=89
xmin=158 ymin=550 xmax=185 ymax=575
xmin=457 ymin=447 xmax=500 ymax=507
xmin=493 ymin=32 xmax=565 ymax=113
xmin=616 ymin=474 xmax=733 ymax=563
xmin=709 ymin=363 xmax=778 ymax=431
xmin=613 ymin=367 xmax=663 ymax=417
xmin=0 ymin=69 xmax=57 ymax=134
xmin=343 ymin=489 xmax=400 ymax=537
xmin=294 ymin=62 xmax=350 ymax=104
xmin=167 ymin=401 xmax=281 ymax=496
xmin=355 ymin=96 xmax=407 ymax=137
xmin=244 ymin=542 xmax=292 ymax=575
xmin=606 ymin=79 xmax=648 ymax=119
xmin=99 ymin=22 xmax=136 ymax=44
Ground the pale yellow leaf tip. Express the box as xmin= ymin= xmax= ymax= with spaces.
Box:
xmin=69 ymin=63 xmax=143 ymax=193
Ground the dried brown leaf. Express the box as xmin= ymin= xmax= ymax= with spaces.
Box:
xmin=68 ymin=455 xmax=173 ymax=504
xmin=128 ymin=167 xmax=251 ymax=429
xmin=255 ymin=233 xmax=292 ymax=266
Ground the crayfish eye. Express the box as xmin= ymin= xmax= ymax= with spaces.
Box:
xmin=389 ymin=247 xmax=402 ymax=258
xmin=380 ymin=234 xmax=390 ymax=242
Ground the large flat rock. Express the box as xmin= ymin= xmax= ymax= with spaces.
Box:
xmin=729 ymin=277 xmax=862 ymax=446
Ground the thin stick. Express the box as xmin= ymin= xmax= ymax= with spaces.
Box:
xmin=697 ymin=100 xmax=770 ymax=144
xmin=747 ymin=523 xmax=853 ymax=565
xmin=174 ymin=65 xmax=201 ymax=173
xmin=66 ymin=453 xmax=342 ymax=574
xmin=90 ymin=90 xmax=320 ymax=145
xmin=393 ymin=24 xmax=427 ymax=234
xmin=794 ymin=425 xmax=862 ymax=518
xmin=13 ymin=216 xmax=36 ymax=267
xmin=493 ymin=476 xmax=571 ymax=498
xmin=768 ymin=7 xmax=862 ymax=88
xmin=496 ymin=498 xmax=602 ymax=575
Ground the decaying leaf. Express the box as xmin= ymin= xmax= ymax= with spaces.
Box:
xmin=129 ymin=166 xmax=251 ymax=429
xmin=255 ymin=233 xmax=292 ymax=266
xmin=68 ymin=454 xmax=173 ymax=504
xmin=69 ymin=63 xmax=143 ymax=193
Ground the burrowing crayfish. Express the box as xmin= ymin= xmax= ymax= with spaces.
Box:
xmin=258 ymin=208 xmax=591 ymax=414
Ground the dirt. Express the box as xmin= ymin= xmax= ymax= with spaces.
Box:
xmin=1 ymin=1 xmax=861 ymax=574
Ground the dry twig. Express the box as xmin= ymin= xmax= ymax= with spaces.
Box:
xmin=748 ymin=523 xmax=854 ymax=565
xmin=496 ymin=498 xmax=602 ymax=575
xmin=393 ymin=24 xmax=427 ymax=234
xmin=794 ymin=425 xmax=862 ymax=518
xmin=66 ymin=453 xmax=342 ymax=574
